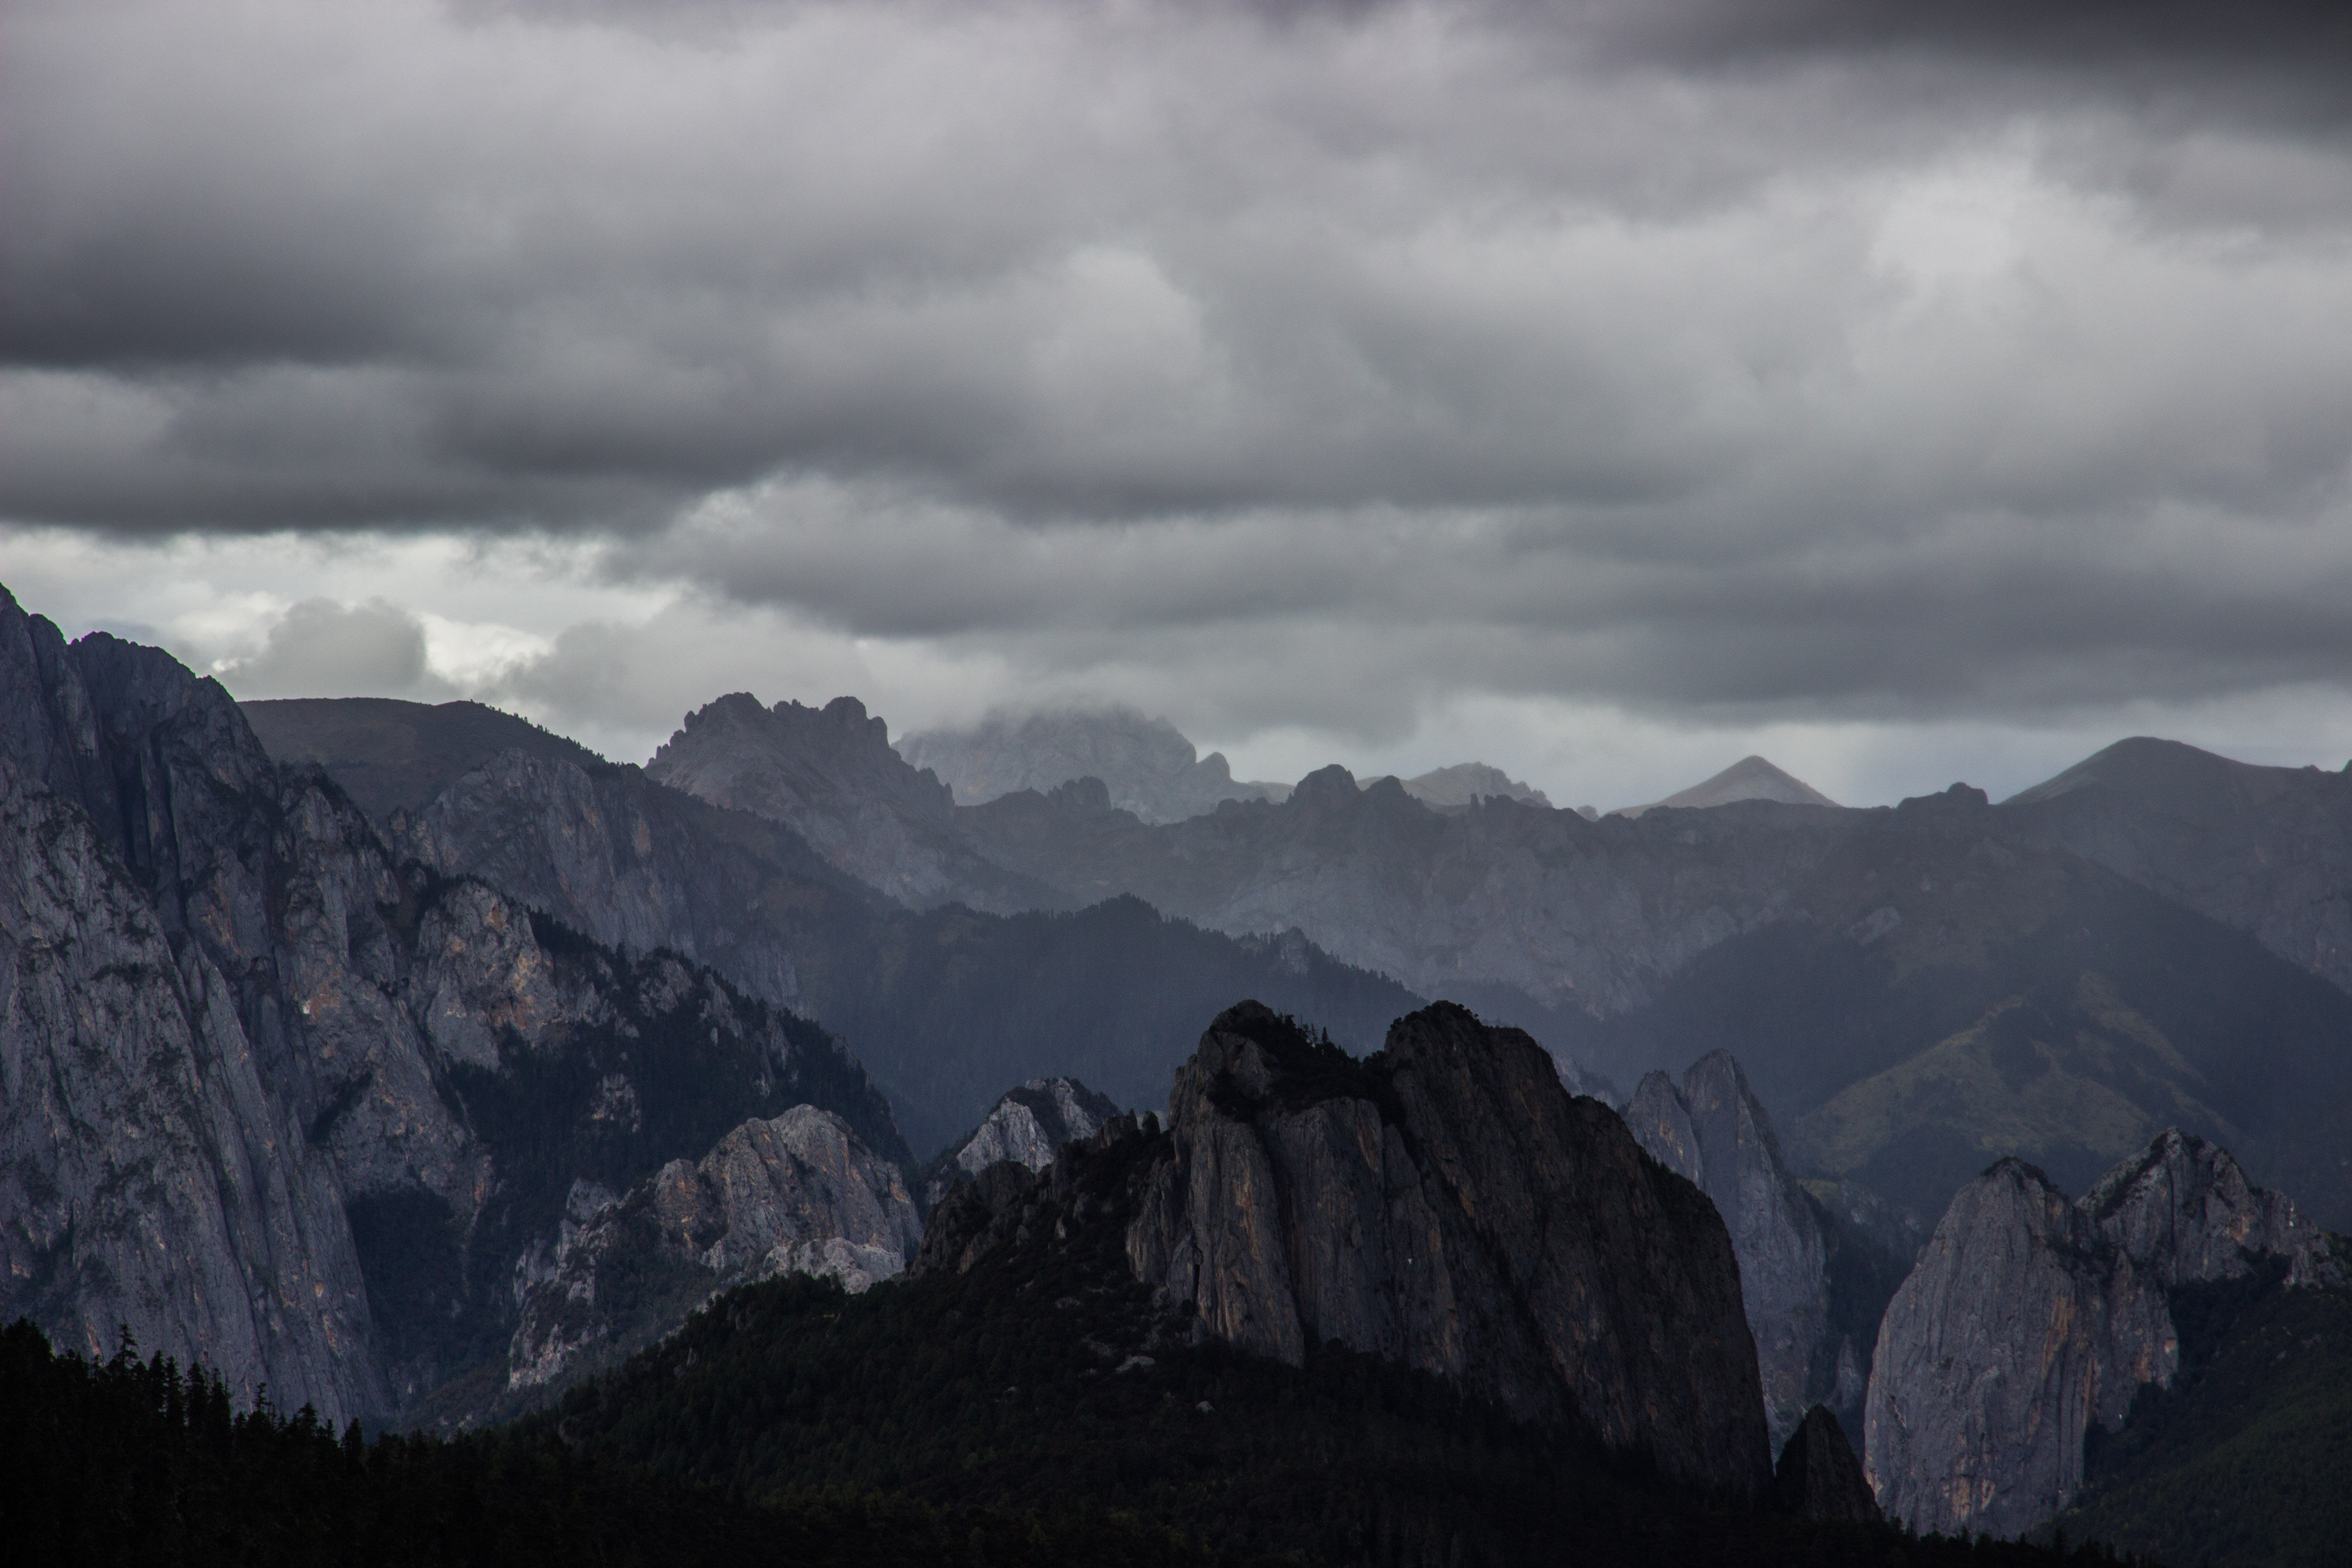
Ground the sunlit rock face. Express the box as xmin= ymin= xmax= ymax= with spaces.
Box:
xmin=924 ymin=1077 xmax=1122 ymax=1210
xmin=1625 ymin=1051 xmax=1831 ymax=1450
xmin=1864 ymin=1130 xmax=2341 ymax=1539
xmin=1125 ymin=1002 xmax=1774 ymax=1496
xmin=509 ymin=1105 xmax=921 ymax=1394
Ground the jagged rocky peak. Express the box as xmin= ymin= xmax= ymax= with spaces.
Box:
xmin=1287 ymin=762 xmax=1364 ymax=808
xmin=1395 ymin=761 xmax=1553 ymax=811
xmin=1864 ymin=1131 xmax=2342 ymax=1539
xmin=899 ymin=705 xmax=1289 ymax=824
xmin=2082 ymin=1127 xmax=2340 ymax=1286
xmin=644 ymin=691 xmax=1056 ymax=912
xmin=924 ymin=1078 xmax=1123 ymax=1209
xmin=1614 ymin=755 xmax=1838 ymax=818
xmin=1127 ymin=1001 xmax=1774 ymax=1494
xmin=1624 ymin=1050 xmax=1832 ymax=1450
xmin=650 ymin=691 xmax=947 ymax=819
xmin=1774 ymin=1406 xmax=1882 ymax=1523
xmin=510 ymin=1104 xmax=920 ymax=1396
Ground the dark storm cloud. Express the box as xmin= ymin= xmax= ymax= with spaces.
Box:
xmin=3 ymin=0 xmax=2350 ymax=730
xmin=1601 ymin=0 xmax=2352 ymax=96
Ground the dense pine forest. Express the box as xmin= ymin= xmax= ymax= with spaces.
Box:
xmin=7 ymin=1306 xmax=2174 ymax=1568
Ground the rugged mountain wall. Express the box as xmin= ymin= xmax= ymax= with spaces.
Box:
xmin=0 ymin=756 xmax=385 ymax=1422
xmin=0 ymin=587 xmax=907 ymax=1424
xmin=1124 ymin=1002 xmax=1773 ymax=1494
xmin=509 ymin=1105 xmax=920 ymax=1396
xmin=921 ymin=1077 xmax=1121 ymax=1209
xmin=394 ymin=747 xmax=882 ymax=1014
xmin=900 ymin=706 xmax=1288 ymax=823
xmin=1864 ymin=1130 xmax=2342 ymax=1538
xmin=647 ymin=693 xmax=1061 ymax=913
xmin=1625 ymin=1052 xmax=1833 ymax=1448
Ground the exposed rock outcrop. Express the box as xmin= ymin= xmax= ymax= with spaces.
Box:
xmin=0 ymin=756 xmax=384 ymax=1423
xmin=1124 ymin=1002 xmax=1773 ymax=1494
xmin=1625 ymin=1051 xmax=1831 ymax=1449
xmin=1775 ymin=1405 xmax=1882 ymax=1523
xmin=899 ymin=706 xmax=1288 ymax=823
xmin=0 ymin=587 xmax=906 ymax=1425
xmin=647 ymin=692 xmax=1061 ymax=912
xmin=394 ymin=746 xmax=871 ymax=1013
xmin=922 ymin=1077 xmax=1122 ymax=1209
xmin=509 ymin=1105 xmax=920 ymax=1393
xmin=1863 ymin=1130 xmax=2341 ymax=1538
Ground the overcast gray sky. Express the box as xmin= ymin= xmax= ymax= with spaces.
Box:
xmin=6 ymin=0 xmax=2351 ymax=808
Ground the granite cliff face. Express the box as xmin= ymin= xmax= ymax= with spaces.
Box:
xmin=900 ymin=706 xmax=1288 ymax=824
xmin=646 ymin=692 xmax=1060 ymax=913
xmin=922 ymin=1077 xmax=1121 ymax=1209
xmin=508 ymin=1104 xmax=920 ymax=1395
xmin=1863 ymin=1130 xmax=2341 ymax=1538
xmin=1625 ymin=1052 xmax=1834 ymax=1448
xmin=0 ymin=588 xmax=907 ymax=1424
xmin=1123 ymin=1002 xmax=1773 ymax=1494
xmin=0 ymin=755 xmax=384 ymax=1423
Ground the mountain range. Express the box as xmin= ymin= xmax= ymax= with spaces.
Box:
xmin=7 ymin=577 xmax=2351 ymax=1561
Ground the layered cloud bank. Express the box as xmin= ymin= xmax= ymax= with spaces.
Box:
xmin=5 ymin=0 xmax=2350 ymax=799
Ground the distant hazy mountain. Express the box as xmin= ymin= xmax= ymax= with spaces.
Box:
xmin=1614 ymin=755 xmax=1837 ymax=817
xmin=1395 ymin=760 xmax=1553 ymax=810
xmin=898 ymin=706 xmax=1289 ymax=823
xmin=2001 ymin=735 xmax=2352 ymax=1000
xmin=646 ymin=692 xmax=1065 ymax=914
xmin=236 ymin=681 xmax=2352 ymax=1237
